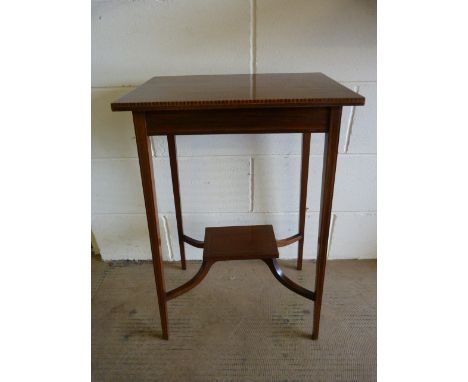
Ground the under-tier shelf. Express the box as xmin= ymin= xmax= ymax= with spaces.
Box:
xmin=203 ymin=225 xmax=279 ymax=261
xmin=167 ymin=224 xmax=313 ymax=303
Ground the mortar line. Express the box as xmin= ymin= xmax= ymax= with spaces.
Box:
xmin=91 ymin=153 xmax=377 ymax=160
xmin=92 ymin=211 xmax=377 ymax=216
xmin=250 ymin=0 xmax=257 ymax=75
xmin=249 ymin=157 xmax=254 ymax=212
xmin=91 ymin=81 xmax=376 ymax=90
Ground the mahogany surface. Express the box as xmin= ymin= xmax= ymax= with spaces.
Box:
xmin=111 ymin=73 xmax=364 ymax=111
xmin=111 ymin=72 xmax=365 ymax=340
xmin=144 ymin=107 xmax=329 ymax=135
xmin=203 ymin=225 xmax=279 ymax=261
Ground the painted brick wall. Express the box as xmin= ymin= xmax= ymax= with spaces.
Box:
xmin=91 ymin=0 xmax=377 ymax=261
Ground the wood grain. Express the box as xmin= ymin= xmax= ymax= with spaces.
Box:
xmin=111 ymin=73 xmax=364 ymax=111
xmin=203 ymin=225 xmax=279 ymax=262
xmin=312 ymin=107 xmax=342 ymax=340
xmin=145 ymin=107 xmax=329 ymax=135
xmin=132 ymin=111 xmax=169 ymax=340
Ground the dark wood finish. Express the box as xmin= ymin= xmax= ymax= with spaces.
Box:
xmin=132 ymin=112 xmax=169 ymax=340
xmin=203 ymin=225 xmax=279 ymax=262
xmin=183 ymin=232 xmax=305 ymax=249
xmin=166 ymin=261 xmax=213 ymax=301
xmin=167 ymin=135 xmax=186 ymax=270
xmin=312 ymin=107 xmax=342 ymax=340
xmin=263 ymin=258 xmax=315 ymax=301
xmin=145 ymin=108 xmax=329 ymax=135
xmin=112 ymin=73 xmax=364 ymax=340
xmin=166 ymin=256 xmax=315 ymax=303
xmin=276 ymin=233 xmax=302 ymax=247
xmin=111 ymin=73 xmax=364 ymax=111
xmin=182 ymin=235 xmax=204 ymax=248
xmin=297 ymin=132 xmax=311 ymax=270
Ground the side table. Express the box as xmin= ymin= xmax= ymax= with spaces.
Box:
xmin=111 ymin=73 xmax=365 ymax=340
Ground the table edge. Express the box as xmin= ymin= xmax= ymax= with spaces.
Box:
xmin=111 ymin=97 xmax=365 ymax=112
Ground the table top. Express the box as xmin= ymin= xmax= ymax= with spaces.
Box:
xmin=111 ymin=73 xmax=364 ymax=111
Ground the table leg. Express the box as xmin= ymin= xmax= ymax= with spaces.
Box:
xmin=133 ymin=112 xmax=169 ymax=340
xmin=312 ymin=107 xmax=342 ymax=340
xmin=167 ymin=135 xmax=187 ymax=270
xmin=297 ymin=132 xmax=311 ymax=270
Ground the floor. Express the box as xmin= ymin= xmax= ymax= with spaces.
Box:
xmin=92 ymin=256 xmax=376 ymax=381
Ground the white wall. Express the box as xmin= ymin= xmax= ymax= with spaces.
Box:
xmin=91 ymin=0 xmax=376 ymax=261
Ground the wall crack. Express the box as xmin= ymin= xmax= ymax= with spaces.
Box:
xmin=343 ymin=85 xmax=360 ymax=152
xmin=161 ymin=215 xmax=174 ymax=261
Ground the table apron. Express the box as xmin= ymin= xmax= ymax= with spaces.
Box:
xmin=144 ymin=107 xmax=330 ymax=135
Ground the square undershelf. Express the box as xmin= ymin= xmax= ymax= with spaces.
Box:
xmin=203 ymin=225 xmax=279 ymax=261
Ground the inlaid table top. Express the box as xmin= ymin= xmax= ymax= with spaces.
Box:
xmin=111 ymin=72 xmax=364 ymax=111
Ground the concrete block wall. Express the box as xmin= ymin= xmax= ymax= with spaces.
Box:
xmin=91 ymin=0 xmax=376 ymax=261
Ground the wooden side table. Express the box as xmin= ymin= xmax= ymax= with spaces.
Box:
xmin=111 ymin=73 xmax=364 ymax=340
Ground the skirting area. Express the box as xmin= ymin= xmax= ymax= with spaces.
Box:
xmin=92 ymin=257 xmax=376 ymax=381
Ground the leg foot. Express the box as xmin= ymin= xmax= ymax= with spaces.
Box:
xmin=159 ymin=296 xmax=169 ymax=340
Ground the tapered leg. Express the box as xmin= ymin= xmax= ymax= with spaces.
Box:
xmin=167 ymin=135 xmax=186 ymax=270
xmin=297 ymin=132 xmax=311 ymax=270
xmin=133 ymin=112 xmax=169 ymax=340
xmin=312 ymin=107 xmax=342 ymax=340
